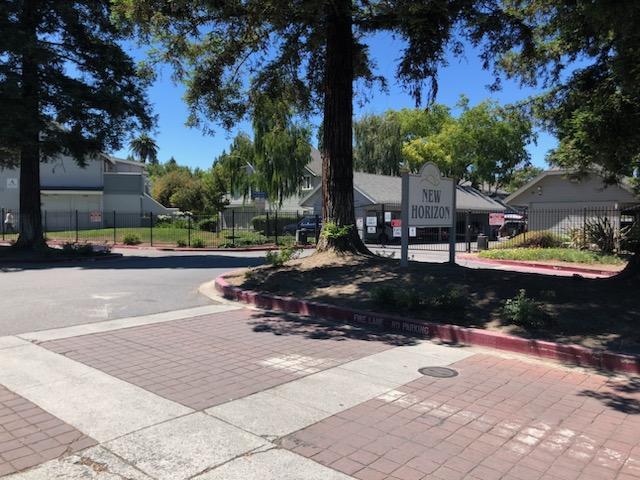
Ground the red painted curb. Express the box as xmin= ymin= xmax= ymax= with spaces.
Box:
xmin=459 ymin=254 xmax=620 ymax=277
xmin=214 ymin=274 xmax=640 ymax=376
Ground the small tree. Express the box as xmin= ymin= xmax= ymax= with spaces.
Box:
xmin=1 ymin=1 xmax=152 ymax=249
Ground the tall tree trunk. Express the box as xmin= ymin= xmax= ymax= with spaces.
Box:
xmin=316 ymin=0 xmax=369 ymax=254
xmin=15 ymin=0 xmax=45 ymax=250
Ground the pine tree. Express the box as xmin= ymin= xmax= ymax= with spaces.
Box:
xmin=113 ymin=0 xmax=528 ymax=252
xmin=0 ymin=1 xmax=152 ymax=249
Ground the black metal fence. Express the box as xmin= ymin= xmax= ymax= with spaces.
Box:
xmin=356 ymin=203 xmax=639 ymax=254
xmin=0 ymin=208 xmax=321 ymax=248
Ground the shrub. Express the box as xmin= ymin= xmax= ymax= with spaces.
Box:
xmin=197 ymin=217 xmax=218 ymax=232
xmin=61 ymin=242 xmax=109 ymax=256
xmin=176 ymin=239 xmax=187 ymax=248
xmin=191 ymin=237 xmax=206 ymax=248
xmin=265 ymin=246 xmax=301 ymax=267
xmin=430 ymin=285 xmax=467 ymax=310
xmin=584 ymin=217 xmax=616 ymax=254
xmin=220 ymin=230 xmax=270 ymax=248
xmin=502 ymin=289 xmax=554 ymax=330
xmin=621 ymin=221 xmax=640 ymax=253
xmin=321 ymin=222 xmax=353 ymax=240
xmin=493 ymin=231 xmax=564 ymax=249
xmin=371 ymin=285 xmax=397 ymax=306
xmin=479 ymin=247 xmax=623 ymax=265
xmin=250 ymin=214 xmax=299 ymax=234
xmin=122 ymin=234 xmax=141 ymax=245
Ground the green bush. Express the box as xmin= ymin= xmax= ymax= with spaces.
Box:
xmin=176 ymin=239 xmax=187 ymax=248
xmin=502 ymin=289 xmax=554 ymax=330
xmin=197 ymin=217 xmax=218 ymax=232
xmin=430 ymin=285 xmax=467 ymax=310
xmin=493 ymin=231 xmax=564 ymax=249
xmin=220 ymin=230 xmax=270 ymax=247
xmin=321 ymin=222 xmax=352 ymax=240
xmin=61 ymin=242 xmax=109 ymax=256
xmin=479 ymin=247 xmax=623 ymax=265
xmin=250 ymin=214 xmax=299 ymax=234
xmin=370 ymin=283 xmax=465 ymax=312
xmin=265 ymin=246 xmax=301 ymax=267
xmin=371 ymin=285 xmax=397 ymax=306
xmin=122 ymin=234 xmax=141 ymax=245
xmin=191 ymin=237 xmax=206 ymax=248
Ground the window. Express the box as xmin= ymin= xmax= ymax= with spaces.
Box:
xmin=302 ymin=176 xmax=312 ymax=190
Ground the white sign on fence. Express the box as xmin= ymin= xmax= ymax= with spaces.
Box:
xmin=367 ymin=226 xmax=376 ymax=234
xmin=401 ymin=163 xmax=456 ymax=266
xmin=393 ymin=226 xmax=401 ymax=238
xmin=90 ymin=211 xmax=102 ymax=223
xmin=489 ymin=212 xmax=505 ymax=226
xmin=6 ymin=178 xmax=17 ymax=189
xmin=366 ymin=216 xmax=377 ymax=227
xmin=384 ymin=211 xmax=392 ymax=222
xmin=356 ymin=217 xmax=364 ymax=229
xmin=409 ymin=227 xmax=417 ymax=237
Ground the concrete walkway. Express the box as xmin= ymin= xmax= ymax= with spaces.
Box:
xmin=0 ymin=305 xmax=638 ymax=479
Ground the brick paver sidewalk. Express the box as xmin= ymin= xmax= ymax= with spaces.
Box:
xmin=282 ymin=354 xmax=640 ymax=480
xmin=0 ymin=386 xmax=95 ymax=477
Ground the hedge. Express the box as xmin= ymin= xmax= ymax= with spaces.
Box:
xmin=250 ymin=214 xmax=300 ymax=234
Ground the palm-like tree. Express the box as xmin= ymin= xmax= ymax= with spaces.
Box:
xmin=129 ymin=133 xmax=159 ymax=164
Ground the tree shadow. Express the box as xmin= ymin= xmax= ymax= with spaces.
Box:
xmin=578 ymin=377 xmax=640 ymax=414
xmin=247 ymin=310 xmax=420 ymax=347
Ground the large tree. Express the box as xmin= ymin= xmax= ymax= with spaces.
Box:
xmin=113 ymin=0 xmax=528 ymax=252
xmin=489 ymin=0 xmax=640 ymax=277
xmin=0 ymin=1 xmax=152 ymax=249
xmin=401 ymin=97 xmax=534 ymax=189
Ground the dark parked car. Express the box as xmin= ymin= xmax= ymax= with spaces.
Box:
xmin=283 ymin=216 xmax=322 ymax=235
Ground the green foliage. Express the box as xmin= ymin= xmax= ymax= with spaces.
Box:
xmin=122 ymin=234 xmax=141 ymax=245
xmin=502 ymin=290 xmax=554 ymax=331
xmin=621 ymin=221 xmax=640 ymax=254
xmin=61 ymin=243 xmax=110 ymax=256
xmin=265 ymin=246 xmax=301 ymax=267
xmin=250 ymin=214 xmax=299 ymax=235
xmin=191 ymin=237 xmax=205 ymax=248
xmin=401 ymin=97 xmax=535 ymax=188
xmin=479 ymin=248 xmax=624 ymax=265
xmin=129 ymin=134 xmax=158 ymax=164
xmin=176 ymin=239 xmax=187 ymax=248
xmin=321 ymin=222 xmax=352 ymax=240
xmin=489 ymin=1 xmax=640 ymax=191
xmin=583 ymin=217 xmax=616 ymax=254
xmin=371 ymin=283 xmax=467 ymax=312
xmin=220 ymin=231 xmax=269 ymax=248
xmin=197 ymin=218 xmax=218 ymax=232
xmin=493 ymin=231 xmax=564 ymax=249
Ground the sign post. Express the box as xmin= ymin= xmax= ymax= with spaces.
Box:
xmin=401 ymin=163 xmax=456 ymax=266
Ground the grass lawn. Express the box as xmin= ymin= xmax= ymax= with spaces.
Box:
xmin=228 ymin=252 xmax=640 ymax=354
xmin=479 ymin=247 xmax=625 ymax=265
xmin=0 ymin=227 xmax=296 ymax=248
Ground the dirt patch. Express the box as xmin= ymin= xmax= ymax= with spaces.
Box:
xmin=227 ymin=252 xmax=640 ymax=355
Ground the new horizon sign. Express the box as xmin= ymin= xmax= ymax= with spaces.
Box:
xmin=400 ymin=162 xmax=456 ymax=266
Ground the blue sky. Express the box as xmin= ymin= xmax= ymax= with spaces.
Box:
xmin=114 ymin=32 xmax=556 ymax=171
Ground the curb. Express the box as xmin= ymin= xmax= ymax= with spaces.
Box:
xmin=214 ymin=273 xmax=640 ymax=376
xmin=459 ymin=254 xmax=620 ymax=277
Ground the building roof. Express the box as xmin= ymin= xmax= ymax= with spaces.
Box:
xmin=102 ymin=154 xmax=146 ymax=168
xmin=504 ymin=168 xmax=638 ymax=206
xmin=305 ymin=147 xmax=323 ymax=176
xmin=300 ymin=170 xmax=505 ymax=212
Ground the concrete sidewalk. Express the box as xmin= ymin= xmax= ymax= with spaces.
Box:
xmin=0 ymin=305 xmax=638 ymax=479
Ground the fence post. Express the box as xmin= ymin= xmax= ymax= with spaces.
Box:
xmin=274 ymin=211 xmax=278 ymax=246
xmin=149 ymin=212 xmax=153 ymax=246
xmin=266 ymin=211 xmax=270 ymax=238
xmin=188 ymin=215 xmax=192 ymax=247
xmin=232 ymin=210 xmax=235 ymax=247
xmin=315 ymin=214 xmax=320 ymax=244
xmin=1 ymin=208 xmax=4 ymax=241
xmin=465 ymin=210 xmax=471 ymax=252
xmin=582 ymin=207 xmax=587 ymax=247
xmin=113 ymin=211 xmax=116 ymax=244
xmin=75 ymin=210 xmax=79 ymax=243
xmin=44 ymin=211 xmax=47 ymax=239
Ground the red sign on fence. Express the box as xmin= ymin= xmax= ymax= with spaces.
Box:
xmin=391 ymin=219 xmax=401 ymax=227
xmin=489 ymin=213 xmax=505 ymax=226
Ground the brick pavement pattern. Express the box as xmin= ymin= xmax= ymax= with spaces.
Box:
xmin=282 ymin=354 xmax=640 ymax=480
xmin=41 ymin=309 xmax=397 ymax=410
xmin=0 ymin=385 xmax=95 ymax=477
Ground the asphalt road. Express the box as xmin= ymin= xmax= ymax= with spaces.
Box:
xmin=0 ymin=249 xmax=265 ymax=336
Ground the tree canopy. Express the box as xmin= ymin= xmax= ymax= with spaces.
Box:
xmin=354 ymin=98 xmax=534 ymax=189
xmin=112 ymin=0 xmax=530 ymax=252
xmin=1 ymin=0 xmax=152 ymax=248
xmin=492 ymin=0 xmax=640 ymax=188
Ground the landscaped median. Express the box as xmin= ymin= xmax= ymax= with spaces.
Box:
xmin=214 ymin=251 xmax=640 ymax=375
